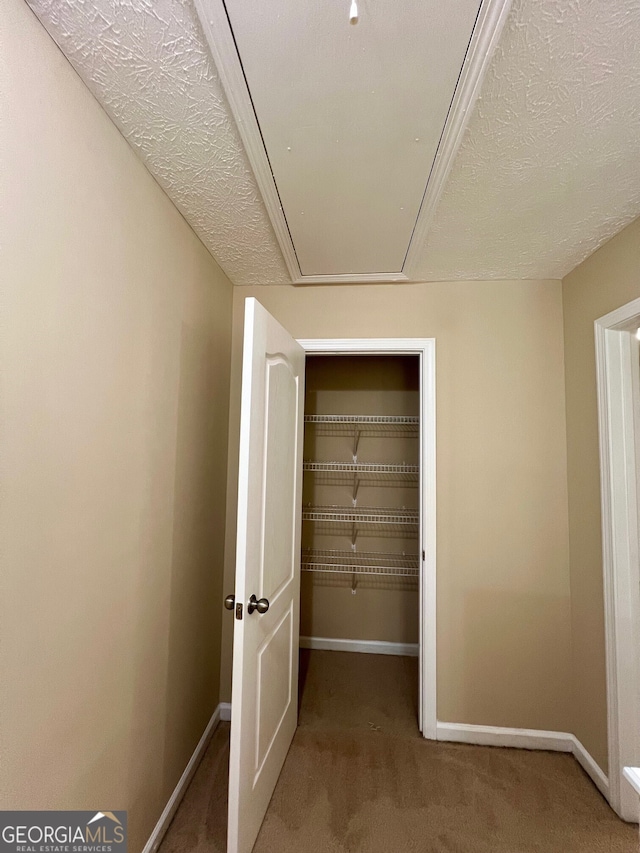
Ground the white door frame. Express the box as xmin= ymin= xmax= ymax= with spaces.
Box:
xmin=595 ymin=297 xmax=640 ymax=821
xmin=298 ymin=337 xmax=437 ymax=740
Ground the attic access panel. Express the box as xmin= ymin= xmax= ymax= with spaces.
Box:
xmin=222 ymin=0 xmax=482 ymax=277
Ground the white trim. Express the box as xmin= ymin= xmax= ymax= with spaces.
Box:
xmin=193 ymin=0 xmax=511 ymax=285
xmin=595 ymin=297 xmax=640 ymax=821
xmin=436 ymin=723 xmax=609 ymax=798
xmin=597 ymin=296 xmax=640 ymax=330
xmin=436 ymin=722 xmax=574 ymax=753
xmin=573 ymin=736 xmax=610 ymax=799
xmin=623 ymin=767 xmax=640 ymax=799
xmin=293 ymin=272 xmax=409 ymax=286
xmin=297 ymin=338 xmax=431 ymax=354
xmin=192 ymin=0 xmax=300 ymax=281
xmin=421 ymin=338 xmax=437 ymax=740
xmin=298 ymin=338 xmax=437 ymax=741
xmin=300 ymin=636 xmax=419 ymax=657
xmin=142 ymin=704 xmax=222 ymax=853
xmin=220 ymin=702 xmax=232 ymax=722
xmin=403 ymin=0 xmax=513 ymax=279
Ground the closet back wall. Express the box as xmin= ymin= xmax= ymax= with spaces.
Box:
xmin=222 ymin=281 xmax=572 ymax=734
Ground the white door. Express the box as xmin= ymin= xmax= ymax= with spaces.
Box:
xmin=227 ymin=298 xmax=305 ymax=853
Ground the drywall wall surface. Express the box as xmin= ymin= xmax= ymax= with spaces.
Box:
xmin=562 ymin=215 xmax=640 ymax=774
xmin=301 ymin=356 xmax=420 ymax=644
xmin=0 ymin=3 xmax=233 ymax=850
xmin=221 ymin=280 xmax=572 ymax=735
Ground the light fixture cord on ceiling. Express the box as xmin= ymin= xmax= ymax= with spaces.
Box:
xmin=349 ymin=0 xmax=358 ymax=24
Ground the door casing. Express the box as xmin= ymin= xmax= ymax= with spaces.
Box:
xmin=298 ymin=337 xmax=437 ymax=738
xmin=595 ymin=298 xmax=640 ymax=820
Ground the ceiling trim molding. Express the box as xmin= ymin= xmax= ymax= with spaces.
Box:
xmin=195 ymin=0 xmax=512 ymax=285
xmin=402 ymin=0 xmax=513 ymax=279
xmin=290 ymin=272 xmax=409 ymax=286
xmin=193 ymin=0 xmax=301 ymax=282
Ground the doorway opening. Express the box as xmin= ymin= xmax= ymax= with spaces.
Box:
xmin=298 ymin=354 xmax=421 ymax=732
xmin=226 ymin=306 xmax=436 ymax=853
xmin=297 ymin=338 xmax=436 ymax=739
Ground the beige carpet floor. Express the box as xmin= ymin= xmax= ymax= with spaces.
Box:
xmin=159 ymin=650 xmax=639 ymax=853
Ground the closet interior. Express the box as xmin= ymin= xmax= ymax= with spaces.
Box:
xmin=299 ymin=354 xmax=421 ymax=727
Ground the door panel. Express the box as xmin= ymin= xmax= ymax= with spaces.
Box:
xmin=228 ymin=298 xmax=305 ymax=853
xmin=255 ymin=604 xmax=294 ymax=775
xmin=261 ymin=357 xmax=298 ymax=600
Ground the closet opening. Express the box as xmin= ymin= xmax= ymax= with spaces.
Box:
xmin=298 ymin=354 xmax=423 ymax=734
xmin=226 ymin=308 xmax=436 ymax=850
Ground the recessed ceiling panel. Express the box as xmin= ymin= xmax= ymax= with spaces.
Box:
xmin=223 ymin=0 xmax=482 ymax=277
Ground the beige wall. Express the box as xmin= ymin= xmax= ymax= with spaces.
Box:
xmin=221 ymin=281 xmax=572 ymax=734
xmin=562 ymin=216 xmax=640 ymax=773
xmin=0 ymin=3 xmax=233 ymax=851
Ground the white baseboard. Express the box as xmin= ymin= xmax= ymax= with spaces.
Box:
xmin=299 ymin=636 xmax=419 ymax=657
xmin=436 ymin=722 xmax=609 ymax=800
xmin=623 ymin=767 xmax=640 ymax=796
xmin=220 ymin=702 xmax=232 ymax=721
xmin=572 ymin=735 xmax=609 ymax=798
xmin=142 ymin=703 xmax=222 ymax=853
xmin=436 ymin=721 xmax=574 ymax=752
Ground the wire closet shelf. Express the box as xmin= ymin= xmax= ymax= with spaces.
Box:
xmin=304 ymin=414 xmax=419 ymax=434
xmin=303 ymin=461 xmax=419 ymax=482
xmin=301 ymin=548 xmax=419 ymax=577
xmin=302 ymin=505 xmax=418 ymax=526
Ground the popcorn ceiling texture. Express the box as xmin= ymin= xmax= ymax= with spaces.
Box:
xmin=416 ymin=0 xmax=640 ymax=280
xmin=27 ymin=0 xmax=640 ymax=284
xmin=25 ymin=0 xmax=290 ymax=286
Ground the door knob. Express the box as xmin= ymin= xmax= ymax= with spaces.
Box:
xmin=224 ymin=594 xmax=235 ymax=611
xmin=248 ymin=594 xmax=270 ymax=615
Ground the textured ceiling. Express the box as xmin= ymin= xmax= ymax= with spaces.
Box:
xmin=26 ymin=0 xmax=640 ymax=285
xmin=25 ymin=0 xmax=290 ymax=286
xmin=417 ymin=0 xmax=640 ymax=280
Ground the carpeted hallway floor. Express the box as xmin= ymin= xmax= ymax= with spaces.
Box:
xmin=159 ymin=650 xmax=639 ymax=852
